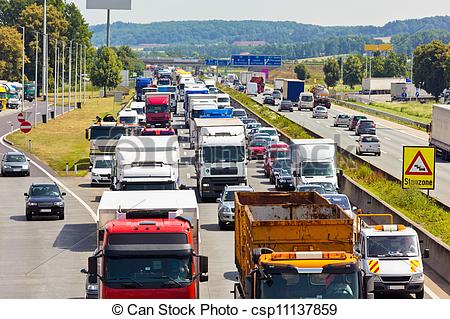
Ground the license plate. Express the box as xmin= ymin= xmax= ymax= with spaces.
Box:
xmin=40 ymin=209 xmax=52 ymax=213
xmin=13 ymin=169 xmax=21 ymax=172
xmin=389 ymin=285 xmax=404 ymax=290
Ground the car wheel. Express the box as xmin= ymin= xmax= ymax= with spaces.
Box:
xmin=26 ymin=171 xmax=30 ymax=176
xmin=415 ymin=289 xmax=424 ymax=299
xmin=26 ymin=211 xmax=32 ymax=221
xmin=356 ymin=149 xmax=360 ymax=155
xmin=377 ymin=152 xmax=381 ymax=156
xmin=218 ymin=220 xmax=226 ymax=230
xmin=290 ymin=109 xmax=293 ymax=112
xmin=58 ymin=212 xmax=65 ymax=220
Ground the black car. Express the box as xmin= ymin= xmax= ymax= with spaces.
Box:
xmin=263 ymin=95 xmax=275 ymax=105
xmin=278 ymin=100 xmax=294 ymax=112
xmin=24 ymin=182 xmax=66 ymax=220
xmin=270 ymin=159 xmax=292 ymax=184
xmin=275 ymin=170 xmax=295 ymax=191
xmin=355 ymin=119 xmax=376 ymax=136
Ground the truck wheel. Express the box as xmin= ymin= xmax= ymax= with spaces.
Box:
xmin=416 ymin=289 xmax=424 ymax=299
xmin=26 ymin=211 xmax=32 ymax=221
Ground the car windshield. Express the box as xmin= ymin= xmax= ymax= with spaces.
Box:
xmin=251 ymin=141 xmax=268 ymax=147
xmin=302 ymin=96 xmax=313 ymax=102
xmin=324 ymin=195 xmax=351 ymax=210
xmin=259 ymin=129 xmax=277 ymax=136
xmin=260 ymin=271 xmax=358 ymax=299
xmin=218 ymin=97 xmax=229 ymax=103
xmin=224 ymin=189 xmax=251 ymax=201
xmin=233 ymin=110 xmax=246 ymax=117
xmin=5 ymin=154 xmax=26 ymax=162
xmin=302 ymin=162 xmax=334 ymax=176
xmin=269 ymin=150 xmax=288 ymax=159
xmin=119 ymin=116 xmax=136 ymax=124
xmin=339 ymin=115 xmax=349 ymax=119
xmin=203 ymin=146 xmax=245 ymax=163
xmin=30 ymin=185 xmax=60 ymax=197
xmin=146 ymin=105 xmax=169 ymax=113
xmin=273 ymin=160 xmax=292 ymax=169
xmin=361 ymin=136 xmax=379 ymax=143
xmin=353 ymin=116 xmax=366 ymax=122
xmin=367 ymin=235 xmax=419 ymax=257
xmin=358 ymin=121 xmax=373 ymax=127
xmin=315 ymin=182 xmax=336 ymax=193
xmin=298 ymin=185 xmax=324 ymax=194
xmin=104 ymin=256 xmax=193 ymax=289
xmin=316 ymin=107 xmax=326 ymax=111
xmin=94 ymin=160 xmax=112 ymax=169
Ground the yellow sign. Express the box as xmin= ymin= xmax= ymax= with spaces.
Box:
xmin=364 ymin=44 xmax=393 ymax=51
xmin=402 ymin=146 xmax=435 ymax=190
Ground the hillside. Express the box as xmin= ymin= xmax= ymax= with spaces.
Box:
xmin=90 ymin=16 xmax=450 ymax=46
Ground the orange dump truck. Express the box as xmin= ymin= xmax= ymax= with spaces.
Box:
xmin=234 ymin=192 xmax=373 ymax=299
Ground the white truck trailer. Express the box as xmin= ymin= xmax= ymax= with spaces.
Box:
xmin=193 ymin=118 xmax=247 ymax=200
xmin=429 ymin=104 xmax=450 ymax=161
xmin=291 ymin=138 xmax=338 ymax=188
xmin=111 ymin=135 xmax=181 ymax=191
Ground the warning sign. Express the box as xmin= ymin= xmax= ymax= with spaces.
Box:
xmin=402 ymin=146 xmax=435 ymax=189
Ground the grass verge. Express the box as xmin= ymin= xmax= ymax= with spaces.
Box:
xmin=8 ymin=95 xmax=129 ymax=177
xmin=222 ymin=84 xmax=450 ymax=245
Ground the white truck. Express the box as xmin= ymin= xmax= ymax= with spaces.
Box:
xmin=178 ymin=76 xmax=196 ymax=101
xmin=217 ymin=93 xmax=231 ymax=109
xmin=117 ymin=108 xmax=139 ymax=126
xmin=193 ymin=118 xmax=247 ymax=200
xmin=428 ymin=104 xmax=450 ymax=161
xmin=130 ymin=101 xmax=146 ymax=124
xmin=111 ymin=135 xmax=182 ymax=191
xmin=185 ymin=93 xmax=218 ymax=127
xmin=274 ymin=78 xmax=284 ymax=91
xmin=356 ymin=214 xmax=429 ymax=299
xmin=291 ymin=138 xmax=338 ymax=188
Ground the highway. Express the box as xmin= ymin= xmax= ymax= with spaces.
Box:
xmin=253 ymin=95 xmax=450 ymax=206
xmin=0 ymin=101 xmax=447 ymax=299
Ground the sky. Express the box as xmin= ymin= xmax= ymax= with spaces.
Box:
xmin=71 ymin=0 xmax=450 ymax=26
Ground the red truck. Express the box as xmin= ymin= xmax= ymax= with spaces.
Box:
xmin=250 ymin=76 xmax=265 ymax=94
xmin=145 ymin=94 xmax=171 ymax=127
xmin=82 ymin=190 xmax=208 ymax=299
xmin=263 ymin=142 xmax=289 ymax=177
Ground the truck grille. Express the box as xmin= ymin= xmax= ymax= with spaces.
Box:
xmin=381 ymin=276 xmax=411 ymax=282
xmin=211 ymin=167 xmax=238 ymax=175
xmin=100 ymin=174 xmax=111 ymax=178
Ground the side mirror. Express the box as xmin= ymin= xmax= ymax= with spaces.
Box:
xmin=216 ymin=198 xmax=221 ymax=203
xmin=423 ymin=248 xmax=430 ymax=259
xmin=85 ymin=128 xmax=89 ymax=140
xmin=61 ymin=192 xmax=66 ymax=196
xmin=200 ymin=274 xmax=208 ymax=282
xmin=199 ymin=255 xmax=208 ymax=274
xmin=89 ymin=165 xmax=92 ymax=172
xmin=24 ymin=193 xmax=28 ymax=197
xmin=293 ymin=171 xmax=297 ymax=177
xmin=352 ymin=206 xmax=357 ymax=212
xmin=88 ymin=256 xmax=98 ymax=277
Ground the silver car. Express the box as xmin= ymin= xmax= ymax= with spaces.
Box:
xmin=218 ymin=185 xmax=254 ymax=230
xmin=1 ymin=151 xmax=30 ymax=176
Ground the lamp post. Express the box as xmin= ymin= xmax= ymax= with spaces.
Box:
xmin=21 ymin=26 xmax=25 ymax=111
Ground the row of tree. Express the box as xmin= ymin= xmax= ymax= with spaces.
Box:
xmin=293 ymin=41 xmax=450 ymax=99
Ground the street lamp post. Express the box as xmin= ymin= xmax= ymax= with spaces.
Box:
xmin=21 ymin=26 xmax=25 ymax=112
xmin=68 ymin=40 xmax=72 ymax=111
xmin=79 ymin=43 xmax=82 ymax=104
xmin=84 ymin=45 xmax=87 ymax=106
xmin=75 ymin=43 xmax=78 ymax=109
xmin=34 ymin=32 xmax=39 ymax=127
xmin=42 ymin=0 xmax=47 ymax=99
xmin=62 ymin=42 xmax=65 ymax=114
xmin=54 ymin=39 xmax=58 ymax=117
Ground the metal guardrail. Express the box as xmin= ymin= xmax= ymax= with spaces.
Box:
xmin=225 ymin=91 xmax=450 ymax=285
xmin=330 ymin=98 xmax=429 ymax=130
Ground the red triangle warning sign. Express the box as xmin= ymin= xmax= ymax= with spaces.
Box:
xmin=405 ymin=151 xmax=432 ymax=176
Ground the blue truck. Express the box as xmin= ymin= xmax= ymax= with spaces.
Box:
xmin=135 ymin=77 xmax=153 ymax=101
xmin=282 ymin=79 xmax=305 ymax=104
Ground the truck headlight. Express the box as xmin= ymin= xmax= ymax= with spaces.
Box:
xmin=411 ymin=273 xmax=424 ymax=282
xmin=87 ymin=284 xmax=98 ymax=291
xmin=92 ymin=172 xmax=99 ymax=177
xmin=202 ymin=183 xmax=209 ymax=187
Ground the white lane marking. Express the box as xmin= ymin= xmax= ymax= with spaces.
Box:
xmin=184 ymin=151 xmax=187 ymax=156
xmin=425 ymin=285 xmax=440 ymax=299
xmin=384 ymin=137 xmax=392 ymax=141
xmin=1 ymin=130 xmax=97 ymax=222
xmin=335 ymin=130 xmax=341 ymax=133
xmin=398 ymin=158 xmax=403 ymax=161
xmin=381 ymin=150 xmax=387 ymax=154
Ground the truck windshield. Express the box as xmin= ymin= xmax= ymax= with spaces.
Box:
xmin=260 ymin=272 xmax=358 ymax=299
xmin=94 ymin=160 xmax=112 ymax=169
xmin=146 ymin=105 xmax=169 ymax=113
xmin=302 ymin=96 xmax=313 ymax=102
xmin=367 ymin=235 xmax=419 ymax=257
xmin=119 ymin=116 xmax=136 ymax=124
xmin=123 ymin=182 xmax=177 ymax=191
xmin=104 ymin=256 xmax=193 ymax=289
xmin=269 ymin=150 xmax=288 ymax=159
xmin=203 ymin=146 xmax=245 ymax=163
xmin=218 ymin=97 xmax=229 ymax=103
xmin=302 ymin=162 xmax=334 ymax=176
xmin=90 ymin=127 xmax=125 ymax=140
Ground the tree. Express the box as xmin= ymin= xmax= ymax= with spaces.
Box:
xmin=384 ymin=52 xmax=407 ymax=77
xmin=90 ymin=47 xmax=122 ymax=94
xmin=323 ymin=57 xmax=340 ymax=87
xmin=413 ymin=40 xmax=449 ymax=99
xmin=114 ymin=46 xmax=145 ymax=75
xmin=445 ymin=56 xmax=450 ymax=89
xmin=63 ymin=2 xmax=91 ymax=46
xmin=294 ymin=63 xmax=310 ymax=81
xmin=343 ymin=55 xmax=363 ymax=88
xmin=370 ymin=55 xmax=385 ymax=77
xmin=0 ymin=25 xmax=27 ymax=80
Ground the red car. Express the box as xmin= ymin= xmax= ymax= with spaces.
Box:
xmin=141 ymin=127 xmax=176 ymax=136
xmin=248 ymin=139 xmax=269 ymax=160
xmin=263 ymin=142 xmax=289 ymax=177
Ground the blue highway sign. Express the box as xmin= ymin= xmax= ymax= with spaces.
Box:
xmin=230 ymin=55 xmax=282 ymax=66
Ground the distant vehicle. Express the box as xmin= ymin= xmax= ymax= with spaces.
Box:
xmin=232 ymin=108 xmax=247 ymax=120
xmin=272 ymin=90 xmax=282 ymax=100
xmin=257 ymin=127 xmax=280 ymax=143
xmin=278 ymin=100 xmax=294 ymax=112
xmin=209 ymin=87 xmax=219 ymax=94
xmin=269 ymin=158 xmax=292 ymax=184
xmin=275 ymin=170 xmax=295 ymax=191
xmin=299 ymin=92 xmax=314 ymax=111
xmin=117 ymin=109 xmax=139 ymax=126
xmin=90 ymin=156 xmax=113 ymax=186
xmin=1 ymin=151 xmax=30 ymax=176
xmin=428 ymin=104 xmax=450 ymax=161
xmin=263 ymin=142 xmax=289 ymax=177
xmin=129 ymin=101 xmax=146 ymax=125
xmin=355 ymin=119 xmax=376 ymax=136
xmin=140 ymin=128 xmax=176 ymax=136
xmin=24 ymin=182 xmax=66 ymax=220
xmin=242 ymin=117 xmax=257 ymax=125
xmin=296 ymin=184 xmax=325 ymax=194
xmin=313 ymin=181 xmax=337 ymax=194
xmin=282 ymin=79 xmax=304 ymax=104
xmin=246 ymin=122 xmax=262 ymax=139
xmin=248 ymin=139 xmax=269 ymax=160
xmin=311 ymin=85 xmax=331 ymax=108
xmin=250 ymin=133 xmax=271 ymax=145
xmin=246 ymin=82 xmax=258 ymax=96
xmin=334 ymin=113 xmax=351 ymax=127
xmin=356 ymin=134 xmax=381 ymax=156
xmin=217 ymin=185 xmax=254 ymax=230
xmin=348 ymin=115 xmax=367 ymax=131
xmin=323 ymin=194 xmax=355 ymax=218
xmin=263 ymin=95 xmax=275 ymax=105
xmin=262 ymin=89 xmax=273 ymax=96
xmin=217 ymin=93 xmax=231 ymax=108
xmin=312 ymin=106 xmax=328 ymax=118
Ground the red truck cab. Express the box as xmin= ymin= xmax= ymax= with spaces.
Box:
xmin=250 ymin=76 xmax=265 ymax=94
xmin=263 ymin=142 xmax=289 ymax=177
xmin=85 ymin=217 xmax=208 ymax=299
xmin=145 ymin=95 xmax=171 ymax=127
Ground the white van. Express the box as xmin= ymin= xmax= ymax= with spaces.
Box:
xmin=129 ymin=101 xmax=146 ymax=124
xmin=299 ymin=92 xmax=314 ymax=111
xmin=246 ymin=82 xmax=258 ymax=96
xmin=217 ymin=93 xmax=231 ymax=108
xmin=117 ymin=109 xmax=139 ymax=126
